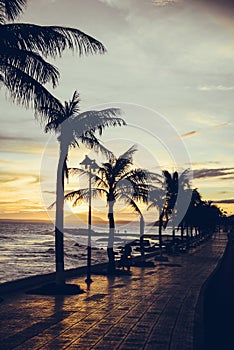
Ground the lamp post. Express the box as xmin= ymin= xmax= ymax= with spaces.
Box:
xmin=80 ymin=155 xmax=99 ymax=284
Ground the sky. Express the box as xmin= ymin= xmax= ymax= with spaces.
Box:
xmin=0 ymin=0 xmax=234 ymax=224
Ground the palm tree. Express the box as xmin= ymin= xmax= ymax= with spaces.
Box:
xmin=181 ymin=188 xmax=202 ymax=242
xmin=66 ymin=145 xmax=148 ymax=274
xmin=196 ymin=200 xmax=223 ymax=239
xmin=46 ymin=91 xmax=125 ymax=284
xmin=0 ymin=0 xmax=106 ymax=113
xmin=147 ymin=170 xmax=190 ymax=258
xmin=127 ymin=199 xmax=145 ymax=261
xmin=148 ymin=185 xmax=166 ymax=254
xmin=163 ymin=171 xmax=178 ymax=242
xmin=163 ymin=170 xmax=190 ymax=243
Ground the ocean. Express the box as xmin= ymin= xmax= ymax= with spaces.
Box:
xmin=0 ymin=221 xmax=167 ymax=284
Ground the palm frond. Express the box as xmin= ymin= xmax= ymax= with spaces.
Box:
xmin=93 ymin=173 xmax=109 ymax=191
xmin=0 ymin=47 xmax=59 ymax=87
xmin=2 ymin=64 xmax=62 ymax=121
xmin=148 ymin=186 xmax=166 ymax=210
xmin=114 ymin=158 xmax=132 ymax=181
xmin=178 ymin=169 xmax=191 ymax=189
xmin=65 ymin=90 xmax=80 ymax=117
xmin=110 ymin=145 xmax=137 ymax=182
xmin=65 ymin=187 xmax=107 ymax=207
xmin=68 ymin=167 xmax=86 ymax=177
xmin=118 ymin=169 xmax=148 ymax=196
xmin=65 ymin=188 xmax=89 ymax=206
xmin=147 ymin=171 xmax=164 ymax=184
xmin=119 ymin=145 xmax=137 ymax=161
xmin=163 ymin=170 xmax=172 ymax=185
xmin=0 ymin=23 xmax=106 ymax=57
xmin=119 ymin=194 xmax=142 ymax=216
xmin=125 ymin=168 xmax=148 ymax=183
xmin=114 ymin=169 xmax=148 ymax=205
xmin=44 ymin=91 xmax=80 ymax=133
xmin=72 ymin=108 xmax=125 ymax=136
xmin=0 ymin=0 xmax=26 ymax=22
xmin=73 ymin=133 xmax=114 ymax=159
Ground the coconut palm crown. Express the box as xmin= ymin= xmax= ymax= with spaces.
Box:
xmin=0 ymin=0 xmax=106 ymax=114
xmin=47 ymin=91 xmax=125 ymax=284
xmin=66 ymin=145 xmax=149 ymax=274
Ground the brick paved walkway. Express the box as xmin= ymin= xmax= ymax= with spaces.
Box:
xmin=0 ymin=234 xmax=227 ymax=350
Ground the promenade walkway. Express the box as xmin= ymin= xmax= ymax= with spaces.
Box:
xmin=0 ymin=234 xmax=227 ymax=350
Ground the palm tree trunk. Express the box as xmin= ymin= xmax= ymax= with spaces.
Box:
xmin=180 ymin=222 xmax=184 ymax=241
xmin=159 ymin=212 xmax=163 ymax=255
xmin=172 ymin=212 xmax=175 ymax=245
xmin=140 ymin=215 xmax=145 ymax=260
xmin=55 ymin=142 xmax=67 ymax=285
xmin=186 ymin=225 xmax=190 ymax=250
xmin=107 ymin=200 xmax=116 ymax=274
xmin=172 ymin=223 xmax=176 ymax=244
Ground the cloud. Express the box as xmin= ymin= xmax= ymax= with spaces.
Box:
xmin=220 ymin=176 xmax=234 ymax=181
xmin=195 ymin=0 xmax=234 ymax=11
xmin=0 ymin=133 xmax=34 ymax=142
xmin=181 ymin=130 xmax=199 ymax=138
xmin=193 ymin=167 xmax=234 ymax=179
xmin=0 ymin=171 xmax=40 ymax=185
xmin=213 ymin=122 xmax=231 ymax=129
xmin=214 ymin=199 xmax=234 ymax=204
xmin=153 ymin=0 xmax=179 ymax=5
xmin=43 ymin=190 xmax=56 ymax=195
xmin=98 ymin=0 xmax=117 ymax=6
xmin=97 ymin=0 xmax=131 ymax=9
xmin=181 ymin=122 xmax=231 ymax=138
xmin=186 ymin=161 xmax=220 ymax=166
xmin=198 ymin=85 xmax=234 ymax=91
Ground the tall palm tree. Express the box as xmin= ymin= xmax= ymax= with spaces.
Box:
xmin=0 ymin=0 xmax=106 ymax=114
xmin=66 ymin=146 xmax=148 ymax=274
xmin=46 ymin=91 xmax=125 ymax=284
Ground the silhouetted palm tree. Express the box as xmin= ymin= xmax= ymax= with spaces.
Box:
xmin=163 ymin=171 xmax=178 ymax=242
xmin=127 ymin=199 xmax=146 ymax=260
xmin=46 ymin=91 xmax=125 ymax=284
xmin=147 ymin=170 xmax=190 ymax=258
xmin=196 ymin=200 xmax=223 ymax=238
xmin=0 ymin=0 xmax=106 ymax=113
xmin=148 ymin=185 xmax=166 ymax=253
xmin=181 ymin=188 xmax=202 ymax=240
xmin=66 ymin=145 xmax=148 ymax=274
xmin=163 ymin=170 xmax=190 ymax=243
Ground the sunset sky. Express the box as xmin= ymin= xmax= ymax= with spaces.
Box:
xmin=0 ymin=0 xmax=234 ymax=225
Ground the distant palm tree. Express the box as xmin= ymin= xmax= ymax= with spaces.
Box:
xmin=147 ymin=169 xmax=190 ymax=258
xmin=195 ymin=200 xmax=223 ymax=238
xmin=148 ymin=185 xmax=166 ymax=252
xmin=127 ymin=198 xmax=146 ymax=261
xmin=66 ymin=146 xmax=148 ymax=274
xmin=0 ymin=0 xmax=106 ymax=113
xmin=163 ymin=170 xmax=190 ymax=243
xmin=46 ymin=91 xmax=125 ymax=284
xmin=181 ymin=188 xmax=202 ymax=241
